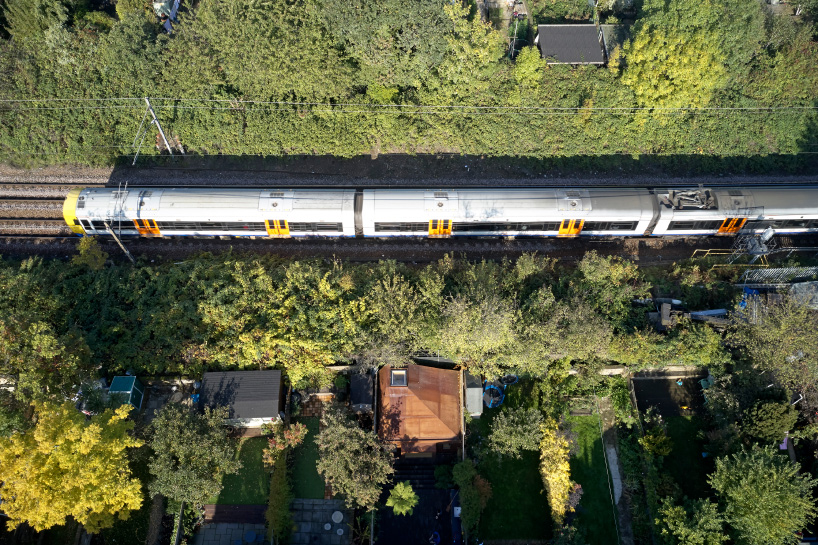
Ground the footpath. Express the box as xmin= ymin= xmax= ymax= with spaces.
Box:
xmin=598 ymin=397 xmax=634 ymax=545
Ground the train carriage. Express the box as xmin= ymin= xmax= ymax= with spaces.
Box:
xmin=63 ymin=188 xmax=357 ymax=237
xmin=361 ymin=188 xmax=655 ymax=237
xmin=652 ymin=187 xmax=818 ymax=236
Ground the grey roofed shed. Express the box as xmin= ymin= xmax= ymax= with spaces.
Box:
xmin=199 ymin=370 xmax=283 ymax=426
xmin=465 ymin=372 xmax=484 ymax=418
xmin=536 ymin=24 xmax=605 ymax=64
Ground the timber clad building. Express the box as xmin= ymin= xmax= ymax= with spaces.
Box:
xmin=377 ymin=364 xmax=462 ymax=455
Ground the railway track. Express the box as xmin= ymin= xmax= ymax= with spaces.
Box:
xmin=1 ymin=233 xmax=816 ymax=264
xmin=0 ymin=218 xmax=71 ymax=235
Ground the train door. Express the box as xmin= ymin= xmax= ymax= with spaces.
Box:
xmin=265 ymin=220 xmax=290 ymax=237
xmin=717 ymin=218 xmax=746 ymax=235
xmin=133 ymin=219 xmax=160 ymax=236
xmin=558 ymin=219 xmax=584 ymax=237
xmin=429 ymin=220 xmax=452 ymax=237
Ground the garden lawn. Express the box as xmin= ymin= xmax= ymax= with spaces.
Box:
xmin=291 ymin=417 xmax=324 ymax=499
xmin=472 ymin=410 xmax=552 ymax=541
xmin=211 ymin=437 xmax=269 ymax=504
xmin=565 ymin=415 xmax=618 ymax=545
xmin=664 ymin=416 xmax=710 ymax=499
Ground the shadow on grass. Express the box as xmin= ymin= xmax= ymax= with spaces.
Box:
xmin=470 ymin=407 xmax=552 ymax=541
xmin=665 ymin=416 xmax=712 ymax=499
xmin=213 ymin=437 xmax=270 ymax=505
xmin=565 ymin=415 xmax=618 ymax=545
xmin=291 ymin=417 xmax=324 ymax=500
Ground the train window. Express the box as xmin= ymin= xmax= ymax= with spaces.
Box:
xmin=224 ymin=222 xmax=266 ymax=231
xmin=77 ymin=198 xmax=85 ymax=209
xmin=668 ymin=220 xmax=722 ymax=230
xmin=610 ymin=222 xmax=638 ymax=230
xmin=80 ymin=219 xmax=91 ymax=229
xmin=289 ymin=222 xmax=343 ymax=232
xmin=668 ymin=221 xmax=697 ymax=230
xmin=452 ymin=222 xmax=561 ymax=232
xmin=90 ymin=220 xmax=108 ymax=231
xmin=782 ymin=219 xmax=810 ymax=228
xmin=374 ymin=223 xmax=428 ymax=232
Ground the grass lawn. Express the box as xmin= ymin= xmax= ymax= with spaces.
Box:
xmin=665 ymin=416 xmax=710 ymax=499
xmin=291 ymin=417 xmax=324 ymax=499
xmin=211 ymin=437 xmax=270 ymax=505
xmin=565 ymin=415 xmax=618 ymax=545
xmin=471 ymin=409 xmax=552 ymax=541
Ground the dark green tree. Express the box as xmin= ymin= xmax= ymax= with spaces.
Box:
xmin=658 ymin=498 xmax=728 ymax=545
xmin=741 ymin=400 xmax=798 ymax=443
xmin=709 ymin=445 xmax=817 ymax=545
xmin=148 ymin=404 xmax=241 ymax=506
xmin=315 ymin=404 xmax=393 ymax=510
xmin=319 ymin=0 xmax=449 ymax=87
xmin=487 ymin=407 xmax=544 ymax=459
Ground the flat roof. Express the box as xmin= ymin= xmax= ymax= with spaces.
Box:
xmin=537 ymin=24 xmax=604 ymax=64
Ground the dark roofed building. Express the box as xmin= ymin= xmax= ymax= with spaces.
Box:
xmin=378 ymin=364 xmax=462 ymax=455
xmin=199 ymin=370 xmax=283 ymax=428
xmin=535 ymin=24 xmax=605 ymax=65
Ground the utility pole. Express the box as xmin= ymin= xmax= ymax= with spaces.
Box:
xmin=145 ymin=97 xmax=173 ymax=157
xmin=103 ymin=221 xmax=136 ymax=265
xmin=132 ymin=98 xmax=183 ymax=165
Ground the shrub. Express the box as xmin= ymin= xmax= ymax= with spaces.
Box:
xmin=452 ymin=461 xmax=492 ymax=535
xmin=386 ymin=481 xmax=418 ymax=516
xmin=741 ymin=401 xmax=798 ymax=443
xmin=265 ymin=457 xmax=293 ymax=543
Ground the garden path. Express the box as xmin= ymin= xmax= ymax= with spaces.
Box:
xmin=598 ymin=397 xmax=634 ymax=545
xmin=144 ymin=494 xmax=165 ymax=545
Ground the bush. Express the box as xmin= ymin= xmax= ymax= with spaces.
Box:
xmin=386 ymin=481 xmax=418 ymax=516
xmin=265 ymin=456 xmax=293 ymax=543
xmin=741 ymin=401 xmax=798 ymax=443
xmin=452 ymin=461 xmax=492 ymax=535
xmin=434 ymin=464 xmax=454 ymax=489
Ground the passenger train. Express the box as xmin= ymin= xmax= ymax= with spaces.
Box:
xmin=62 ymin=186 xmax=818 ymax=238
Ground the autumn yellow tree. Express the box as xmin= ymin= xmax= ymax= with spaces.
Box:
xmin=0 ymin=402 xmax=143 ymax=532
xmin=539 ymin=417 xmax=574 ymax=525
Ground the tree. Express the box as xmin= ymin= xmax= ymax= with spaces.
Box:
xmin=319 ymin=0 xmax=449 ymax=87
xmin=658 ymin=499 xmax=729 ymax=545
xmin=386 ymin=481 xmax=419 ymax=516
xmin=0 ymin=401 xmax=143 ymax=532
xmin=741 ymin=400 xmax=798 ymax=443
xmin=539 ymin=417 xmax=574 ymax=526
xmin=452 ymin=461 xmax=492 ymax=535
xmin=619 ymin=0 xmax=765 ymax=108
xmin=72 ymin=236 xmax=108 ymax=270
xmin=438 ymin=294 xmax=521 ymax=377
xmin=148 ymin=404 xmax=241 ymax=506
xmin=0 ymin=312 xmax=91 ymax=401
xmin=709 ymin=445 xmax=817 ymax=545
xmin=315 ymin=404 xmax=394 ymax=510
xmin=728 ymin=296 xmax=818 ymax=393
xmin=566 ymin=251 xmax=649 ymax=329
xmin=487 ymin=407 xmax=544 ymax=458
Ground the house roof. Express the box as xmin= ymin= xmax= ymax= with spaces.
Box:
xmin=537 ymin=24 xmax=604 ymax=64
xmin=378 ymin=364 xmax=461 ymax=453
xmin=199 ymin=370 xmax=281 ymax=420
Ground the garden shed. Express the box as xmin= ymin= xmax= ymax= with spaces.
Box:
xmin=535 ymin=24 xmax=605 ymax=64
xmin=199 ymin=370 xmax=283 ymax=428
xmin=108 ymin=376 xmax=145 ymax=410
xmin=378 ymin=364 xmax=462 ymax=454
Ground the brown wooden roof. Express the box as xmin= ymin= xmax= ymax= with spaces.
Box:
xmin=378 ymin=364 xmax=461 ymax=453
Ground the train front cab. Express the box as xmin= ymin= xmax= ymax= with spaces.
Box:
xmin=62 ymin=188 xmax=86 ymax=235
